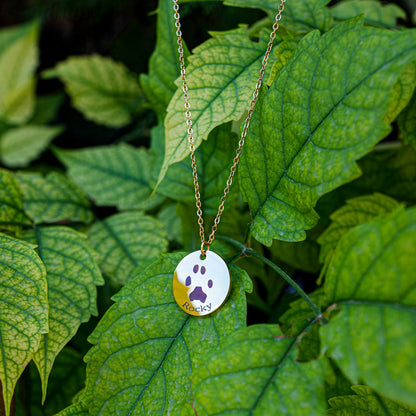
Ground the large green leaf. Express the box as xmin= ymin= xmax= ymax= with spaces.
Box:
xmin=328 ymin=385 xmax=416 ymax=416
xmin=321 ymin=207 xmax=416 ymax=407
xmin=88 ymin=212 xmax=168 ymax=285
xmin=54 ymin=144 xmax=164 ymax=211
xmin=158 ymin=27 xmax=275 ymax=186
xmin=331 ymin=0 xmax=406 ymax=28
xmin=23 ymin=226 xmax=103 ymax=400
xmin=0 ymin=169 xmax=30 ymax=233
xmin=318 ymin=193 xmax=401 ymax=264
xmin=43 ymin=55 xmax=145 ymax=128
xmin=186 ymin=323 xmax=326 ymax=416
xmin=0 ymin=21 xmax=39 ymax=124
xmin=81 ymin=253 xmax=251 ymax=415
xmin=239 ymin=18 xmax=416 ymax=246
xmin=0 ymin=125 xmax=63 ymax=168
xmin=399 ymin=91 xmax=416 ymax=150
xmin=140 ymin=0 xmax=188 ymax=120
xmin=16 ymin=172 xmax=93 ymax=225
xmin=0 ymin=232 xmax=48 ymax=416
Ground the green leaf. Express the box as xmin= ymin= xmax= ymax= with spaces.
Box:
xmin=140 ymin=0 xmax=188 ymax=120
xmin=54 ymin=399 xmax=89 ymax=416
xmin=0 ymin=125 xmax=63 ymax=168
xmin=328 ymin=385 xmax=416 ymax=416
xmin=157 ymin=204 xmax=182 ymax=244
xmin=318 ymin=193 xmax=401 ymax=264
xmin=331 ymin=1 xmax=406 ymax=28
xmin=239 ymin=18 xmax=416 ymax=246
xmin=22 ymin=226 xmax=103 ymax=401
xmin=0 ymin=21 xmax=39 ymax=124
xmin=158 ymin=27 xmax=275 ymax=186
xmin=54 ymin=144 xmax=164 ymax=211
xmin=81 ymin=253 xmax=251 ymax=415
xmin=0 ymin=169 xmax=30 ymax=233
xmin=316 ymin=145 xmax=416 ymax=222
xmin=43 ymin=55 xmax=145 ymax=128
xmin=88 ymin=212 xmax=168 ymax=285
xmin=15 ymin=172 xmax=93 ymax=225
xmin=320 ymin=207 xmax=416 ymax=407
xmin=29 ymin=93 xmax=64 ymax=125
xmin=157 ymin=123 xmax=239 ymax=211
xmin=385 ymin=63 xmax=416 ymax=124
xmin=224 ymin=0 xmax=332 ymax=32
xmin=399 ymin=91 xmax=416 ymax=150
xmin=187 ymin=323 xmax=326 ymax=416
xmin=0 ymin=232 xmax=48 ymax=416
xmin=26 ymin=347 xmax=86 ymax=416
xmin=281 ymin=0 xmax=332 ymax=33
xmin=270 ymin=227 xmax=322 ymax=273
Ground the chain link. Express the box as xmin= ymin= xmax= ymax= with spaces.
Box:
xmin=173 ymin=0 xmax=286 ymax=256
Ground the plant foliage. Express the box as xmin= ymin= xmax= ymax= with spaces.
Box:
xmin=0 ymin=0 xmax=415 ymax=415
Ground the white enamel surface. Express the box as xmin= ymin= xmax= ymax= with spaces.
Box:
xmin=173 ymin=250 xmax=231 ymax=316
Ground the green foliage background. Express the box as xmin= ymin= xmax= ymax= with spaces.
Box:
xmin=0 ymin=0 xmax=416 ymax=415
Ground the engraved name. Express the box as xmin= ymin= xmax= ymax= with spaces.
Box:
xmin=182 ymin=302 xmax=212 ymax=313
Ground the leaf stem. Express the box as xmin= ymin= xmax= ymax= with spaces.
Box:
xmin=218 ymin=236 xmax=322 ymax=318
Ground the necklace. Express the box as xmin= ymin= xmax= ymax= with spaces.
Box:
xmin=172 ymin=0 xmax=286 ymax=316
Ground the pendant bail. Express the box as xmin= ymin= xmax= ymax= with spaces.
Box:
xmin=201 ymin=241 xmax=210 ymax=258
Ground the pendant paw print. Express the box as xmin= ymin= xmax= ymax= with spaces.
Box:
xmin=173 ymin=250 xmax=231 ymax=316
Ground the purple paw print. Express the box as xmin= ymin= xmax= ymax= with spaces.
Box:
xmin=186 ymin=264 xmax=213 ymax=303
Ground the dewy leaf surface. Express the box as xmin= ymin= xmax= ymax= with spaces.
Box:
xmin=82 ymin=253 xmax=252 ymax=416
xmin=328 ymin=385 xmax=416 ymax=416
xmin=321 ymin=207 xmax=416 ymax=407
xmin=187 ymin=323 xmax=326 ymax=416
xmin=158 ymin=27 xmax=274 ymax=185
xmin=16 ymin=172 xmax=93 ymax=224
xmin=43 ymin=55 xmax=145 ymax=128
xmin=0 ymin=21 xmax=39 ymax=124
xmin=0 ymin=232 xmax=48 ymax=416
xmin=23 ymin=226 xmax=103 ymax=400
xmin=318 ymin=193 xmax=401 ymax=264
xmin=239 ymin=18 xmax=416 ymax=246
xmin=54 ymin=144 xmax=164 ymax=211
xmin=88 ymin=212 xmax=168 ymax=285
xmin=0 ymin=169 xmax=30 ymax=233
xmin=140 ymin=0 xmax=187 ymax=120
xmin=0 ymin=125 xmax=63 ymax=168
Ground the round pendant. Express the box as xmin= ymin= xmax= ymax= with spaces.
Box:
xmin=173 ymin=250 xmax=231 ymax=316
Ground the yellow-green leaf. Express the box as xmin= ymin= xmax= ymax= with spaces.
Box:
xmin=81 ymin=254 xmax=252 ymax=415
xmin=321 ymin=207 xmax=416 ymax=407
xmin=15 ymin=171 xmax=93 ymax=224
xmin=88 ymin=212 xmax=168 ymax=285
xmin=158 ymin=27 xmax=275 ymax=186
xmin=331 ymin=0 xmax=406 ymax=28
xmin=0 ymin=169 xmax=30 ymax=233
xmin=328 ymin=385 xmax=416 ymax=416
xmin=187 ymin=323 xmax=326 ymax=416
xmin=23 ymin=226 xmax=103 ymax=401
xmin=0 ymin=232 xmax=48 ymax=416
xmin=43 ymin=55 xmax=145 ymax=128
xmin=54 ymin=144 xmax=164 ymax=211
xmin=399 ymin=91 xmax=416 ymax=150
xmin=0 ymin=21 xmax=39 ymax=124
xmin=0 ymin=125 xmax=63 ymax=168
xmin=140 ymin=0 xmax=188 ymax=120
xmin=318 ymin=193 xmax=401 ymax=264
xmin=239 ymin=18 xmax=416 ymax=246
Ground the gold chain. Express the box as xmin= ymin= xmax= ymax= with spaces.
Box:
xmin=173 ymin=0 xmax=286 ymax=256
